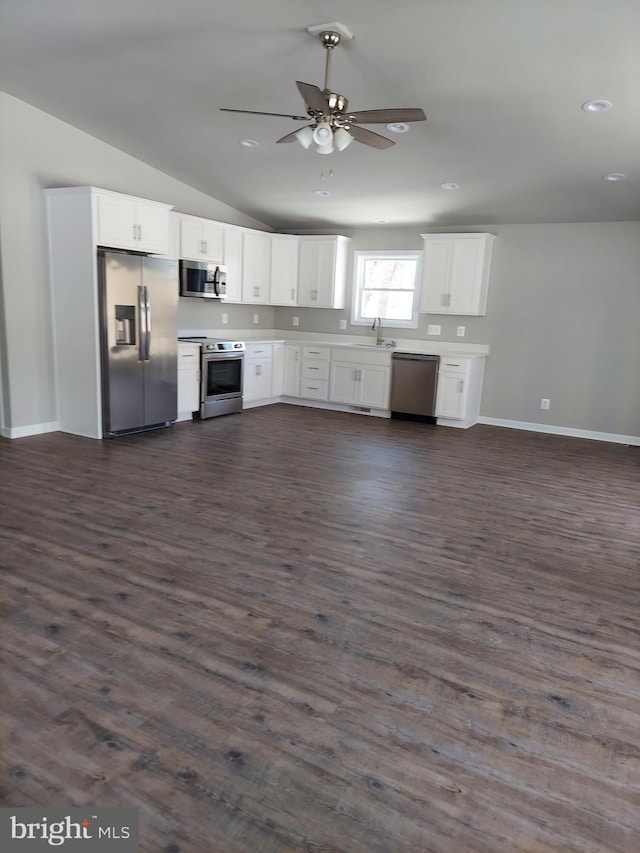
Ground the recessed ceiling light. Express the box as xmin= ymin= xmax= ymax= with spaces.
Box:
xmin=314 ymin=189 xmax=331 ymax=197
xmin=581 ymin=100 xmax=612 ymax=112
xmin=441 ymin=182 xmax=460 ymax=190
xmin=603 ymin=173 xmax=626 ymax=181
xmin=374 ymin=218 xmax=389 ymax=224
xmin=239 ymin=138 xmax=259 ymax=148
xmin=386 ymin=122 xmax=410 ymax=133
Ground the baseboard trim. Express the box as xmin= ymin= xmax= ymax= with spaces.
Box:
xmin=1 ymin=421 xmax=59 ymax=439
xmin=477 ymin=417 xmax=640 ymax=446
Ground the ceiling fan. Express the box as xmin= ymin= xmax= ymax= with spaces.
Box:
xmin=220 ymin=27 xmax=426 ymax=154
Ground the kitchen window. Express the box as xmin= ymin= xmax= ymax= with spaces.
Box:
xmin=351 ymin=251 xmax=421 ymax=328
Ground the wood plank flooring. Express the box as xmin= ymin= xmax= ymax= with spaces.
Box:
xmin=1 ymin=405 xmax=639 ymax=852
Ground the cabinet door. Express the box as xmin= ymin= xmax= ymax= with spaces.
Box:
xmin=244 ymin=359 xmax=272 ymax=401
xmin=96 ymin=194 xmax=137 ymax=249
xmin=178 ymin=368 xmax=199 ymax=415
xmin=420 ymin=238 xmax=452 ymax=313
xmin=201 ymin=221 xmax=224 ymax=262
xmin=315 ymin=240 xmax=337 ymax=307
xmin=270 ymin=236 xmax=299 ymax=305
xmin=180 ymin=219 xmax=205 ymax=260
xmin=358 ymin=366 xmax=390 ymax=409
xmin=297 ymin=240 xmax=320 ymax=305
xmin=222 ymin=227 xmax=243 ymax=301
xmin=272 ymin=343 xmax=284 ymax=396
xmin=242 ymin=231 xmax=271 ymax=303
xmin=329 ymin=363 xmax=358 ymax=404
xmin=134 ymin=202 xmax=169 ymax=254
xmin=448 ymin=238 xmax=484 ymax=314
xmin=436 ymin=372 xmax=467 ymax=419
xmin=283 ymin=346 xmax=301 ymax=396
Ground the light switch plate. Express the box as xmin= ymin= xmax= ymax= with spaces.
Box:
xmin=222 ymin=313 xmax=228 ymax=325
xmin=456 ymin=325 xmax=466 ymax=337
xmin=339 ymin=319 xmax=347 ymax=330
xmin=427 ymin=324 xmax=441 ymax=335
xmin=253 ymin=314 xmax=259 ymax=325
xmin=292 ymin=316 xmax=299 ymax=327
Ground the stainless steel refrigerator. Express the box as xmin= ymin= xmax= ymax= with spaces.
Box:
xmin=98 ymin=250 xmax=178 ymax=437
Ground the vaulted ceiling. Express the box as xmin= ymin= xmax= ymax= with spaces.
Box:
xmin=2 ymin=0 xmax=639 ymax=230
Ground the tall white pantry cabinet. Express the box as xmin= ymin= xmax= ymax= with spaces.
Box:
xmin=45 ymin=186 xmax=173 ymax=439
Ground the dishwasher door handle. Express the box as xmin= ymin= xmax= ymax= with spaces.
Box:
xmin=392 ymin=353 xmax=440 ymax=362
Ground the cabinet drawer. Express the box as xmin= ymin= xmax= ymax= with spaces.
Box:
xmin=178 ymin=344 xmax=201 ymax=367
xmin=301 ymin=359 xmax=330 ymax=381
xmin=300 ymin=379 xmax=329 ymax=400
xmin=438 ymin=357 xmax=470 ymax=375
xmin=302 ymin=345 xmax=330 ymax=360
xmin=245 ymin=342 xmax=272 ymax=359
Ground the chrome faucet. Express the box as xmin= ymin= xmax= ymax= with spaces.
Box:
xmin=372 ymin=316 xmax=383 ymax=346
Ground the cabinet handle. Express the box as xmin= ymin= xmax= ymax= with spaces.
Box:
xmin=138 ymin=224 xmax=142 ymax=240
xmin=311 ymin=289 xmax=317 ymax=301
xmin=291 ymin=288 xmax=295 ymax=301
xmin=203 ymin=240 xmax=208 ymax=254
xmin=253 ymin=286 xmax=260 ymax=298
xmin=307 ymin=386 xmax=318 ymax=390
xmin=308 ymin=366 xmax=319 ymax=370
xmin=181 ymin=354 xmax=196 ymax=359
xmin=458 ymin=380 xmax=464 ymax=393
xmin=256 ymin=364 xmax=262 ymax=376
xmin=308 ymin=350 xmax=320 ymax=355
xmin=133 ymin=224 xmax=138 ymax=241
xmin=445 ymin=362 xmax=461 ymax=367
xmin=295 ymin=351 xmax=299 ymax=361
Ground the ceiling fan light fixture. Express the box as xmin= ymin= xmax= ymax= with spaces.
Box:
xmin=295 ymin=126 xmax=314 ymax=149
xmin=333 ymin=127 xmax=354 ymax=151
xmin=315 ymin=141 xmax=334 ymax=155
xmin=312 ymin=121 xmax=333 ymax=146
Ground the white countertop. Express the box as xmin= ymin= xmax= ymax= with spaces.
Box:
xmin=178 ymin=329 xmax=489 ymax=358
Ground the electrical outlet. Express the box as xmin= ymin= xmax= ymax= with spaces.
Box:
xmin=292 ymin=316 xmax=299 ymax=327
xmin=253 ymin=314 xmax=259 ymax=325
xmin=340 ymin=319 xmax=347 ymax=330
xmin=456 ymin=325 xmax=466 ymax=337
xmin=541 ymin=398 xmax=551 ymax=410
xmin=427 ymin=324 xmax=441 ymax=335
xmin=221 ymin=313 xmax=228 ymax=325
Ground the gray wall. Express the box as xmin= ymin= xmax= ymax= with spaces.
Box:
xmin=0 ymin=93 xmax=271 ymax=431
xmin=275 ymin=224 xmax=640 ymax=437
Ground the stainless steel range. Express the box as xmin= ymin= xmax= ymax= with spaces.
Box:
xmin=179 ymin=337 xmax=246 ymax=418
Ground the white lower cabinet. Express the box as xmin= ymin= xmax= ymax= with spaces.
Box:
xmin=299 ymin=346 xmax=331 ymax=401
xmin=283 ymin=345 xmax=301 ymax=396
xmin=435 ymin=356 xmax=485 ymax=427
xmin=243 ymin=342 xmax=284 ymax=405
xmin=329 ymin=348 xmax=391 ymax=409
xmin=177 ymin=343 xmax=200 ymax=421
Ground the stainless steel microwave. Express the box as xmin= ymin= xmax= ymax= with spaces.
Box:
xmin=179 ymin=260 xmax=227 ymax=299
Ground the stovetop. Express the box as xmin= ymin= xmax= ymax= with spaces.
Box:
xmin=179 ymin=337 xmax=246 ymax=352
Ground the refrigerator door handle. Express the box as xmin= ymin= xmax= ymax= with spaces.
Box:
xmin=144 ymin=285 xmax=152 ymax=361
xmin=137 ymin=284 xmax=146 ymax=362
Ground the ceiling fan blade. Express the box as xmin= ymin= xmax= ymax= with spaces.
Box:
xmin=348 ymin=125 xmax=395 ymax=149
xmin=220 ymin=108 xmax=309 ymax=121
xmin=296 ymin=81 xmax=326 ymax=113
xmin=349 ymin=108 xmax=427 ymax=124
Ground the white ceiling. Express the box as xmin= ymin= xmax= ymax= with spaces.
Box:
xmin=2 ymin=0 xmax=639 ymax=230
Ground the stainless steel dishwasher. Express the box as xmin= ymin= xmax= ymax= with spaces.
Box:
xmin=390 ymin=352 xmax=440 ymax=421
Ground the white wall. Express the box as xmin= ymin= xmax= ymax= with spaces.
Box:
xmin=0 ymin=92 xmax=271 ymax=432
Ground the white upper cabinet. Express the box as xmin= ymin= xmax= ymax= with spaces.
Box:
xmin=222 ymin=226 xmax=243 ymax=302
xmin=297 ymin=236 xmax=350 ymax=309
xmin=178 ymin=215 xmax=224 ymax=262
xmin=420 ymin=233 xmax=495 ymax=315
xmin=270 ymin=235 xmax=299 ymax=306
xmin=242 ymin=231 xmax=272 ymax=303
xmin=96 ymin=191 xmax=171 ymax=254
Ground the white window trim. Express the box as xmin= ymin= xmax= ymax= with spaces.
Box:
xmin=351 ymin=250 xmax=422 ymax=329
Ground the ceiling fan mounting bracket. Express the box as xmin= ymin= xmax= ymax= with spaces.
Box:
xmin=306 ymin=21 xmax=354 ymax=41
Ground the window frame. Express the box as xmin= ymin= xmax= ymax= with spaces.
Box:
xmin=350 ymin=250 xmax=422 ymax=329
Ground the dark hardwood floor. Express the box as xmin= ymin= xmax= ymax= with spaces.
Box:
xmin=1 ymin=405 xmax=639 ymax=852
